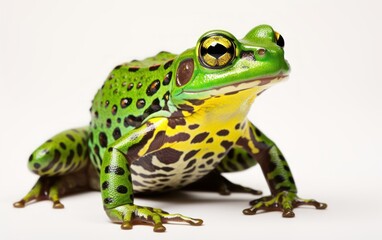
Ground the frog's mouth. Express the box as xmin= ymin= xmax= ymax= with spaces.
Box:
xmin=182 ymin=73 xmax=288 ymax=96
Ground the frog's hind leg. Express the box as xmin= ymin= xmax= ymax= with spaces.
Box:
xmin=14 ymin=127 xmax=95 ymax=208
xmin=183 ymin=147 xmax=262 ymax=196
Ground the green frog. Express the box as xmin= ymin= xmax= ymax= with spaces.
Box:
xmin=14 ymin=25 xmax=327 ymax=232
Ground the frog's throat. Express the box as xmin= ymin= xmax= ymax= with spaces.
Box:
xmin=182 ymin=73 xmax=288 ymax=96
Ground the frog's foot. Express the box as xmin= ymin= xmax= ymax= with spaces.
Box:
xmin=183 ymin=170 xmax=262 ymax=196
xmin=13 ymin=176 xmax=66 ymax=209
xmin=106 ymin=204 xmax=203 ymax=232
xmin=243 ymin=191 xmax=327 ymax=217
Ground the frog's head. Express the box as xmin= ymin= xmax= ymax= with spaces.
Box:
xmin=170 ymin=25 xmax=290 ymax=113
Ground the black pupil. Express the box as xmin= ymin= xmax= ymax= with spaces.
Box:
xmin=202 ymin=42 xmax=227 ymax=58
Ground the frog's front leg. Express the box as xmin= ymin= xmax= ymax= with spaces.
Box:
xmin=101 ymin=119 xmax=202 ymax=232
xmin=239 ymin=121 xmax=327 ymax=217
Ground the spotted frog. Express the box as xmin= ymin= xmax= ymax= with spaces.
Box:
xmin=14 ymin=25 xmax=327 ymax=232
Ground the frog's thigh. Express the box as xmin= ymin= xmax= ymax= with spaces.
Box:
xmin=14 ymin=127 xmax=92 ymax=208
xmin=217 ymin=146 xmax=258 ymax=173
xmin=28 ymin=128 xmax=90 ymax=176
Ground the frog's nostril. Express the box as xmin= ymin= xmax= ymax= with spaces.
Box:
xmin=241 ymin=51 xmax=255 ymax=61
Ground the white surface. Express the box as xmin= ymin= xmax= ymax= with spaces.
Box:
xmin=0 ymin=0 xmax=381 ymax=239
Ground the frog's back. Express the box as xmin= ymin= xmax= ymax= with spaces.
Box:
xmin=89 ymin=51 xmax=177 ymax=171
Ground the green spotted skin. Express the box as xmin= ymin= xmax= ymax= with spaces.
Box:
xmin=15 ymin=25 xmax=326 ymax=231
xmin=28 ymin=128 xmax=89 ymax=176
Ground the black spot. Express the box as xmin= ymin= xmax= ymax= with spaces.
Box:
xmin=117 ymin=118 xmax=121 ymax=123
xmin=274 ymin=175 xmax=285 ymax=184
xmin=128 ymin=67 xmax=139 ymax=72
xmin=99 ymin=132 xmax=108 ymax=148
xmin=283 ymin=165 xmax=290 ymax=171
xmin=185 ymin=159 xmax=196 ymax=169
xmin=220 ymin=140 xmax=233 ymax=150
xmin=105 ymin=100 xmax=109 ymax=108
xmin=206 ymin=159 xmax=213 ymax=165
xmin=146 ymin=80 xmax=161 ymax=96
xmin=94 ymin=111 xmax=99 ymax=118
xmin=149 ymin=64 xmax=160 ymax=71
xmin=112 ymin=127 xmax=121 ymax=140
xmin=188 ymin=124 xmax=199 ymax=130
xmin=121 ymin=97 xmax=132 ymax=108
xmin=104 ymin=197 xmax=113 ymax=204
xmin=163 ymin=72 xmax=172 ymax=85
xmin=184 ymin=149 xmax=200 ymax=161
xmin=58 ymin=142 xmax=66 ymax=151
xmin=202 ymin=152 xmax=214 ymax=159
xmin=124 ymin=115 xmax=142 ymax=128
xmin=111 ymin=105 xmax=118 ymax=115
xmin=255 ymin=128 xmax=262 ymax=137
xmin=106 ymin=119 xmax=112 ymax=128
xmin=66 ymin=150 xmax=74 ymax=167
xmin=28 ymin=154 xmax=33 ymax=162
xmin=137 ymin=82 xmax=143 ymax=89
xmin=217 ymin=153 xmax=225 ymax=158
xmin=160 ymin=167 xmax=174 ymax=172
xmin=227 ymin=149 xmax=235 ymax=158
xmin=217 ymin=129 xmax=229 ymax=136
xmin=206 ymin=137 xmax=214 ymax=143
xmin=155 ymin=148 xmax=183 ymax=165
xmin=279 ymin=154 xmax=286 ymax=161
xmin=116 ymin=185 xmax=128 ymax=194
xmin=105 ymin=165 xmax=125 ymax=175
xmin=191 ymin=132 xmax=209 ymax=144
xmin=164 ymin=60 xmax=174 ymax=70
xmin=127 ymin=83 xmax=134 ymax=90
xmin=136 ymin=99 xmax=146 ymax=109
xmin=76 ymin=143 xmax=83 ymax=156
xmin=33 ymin=163 xmax=41 ymax=169
xmin=114 ymin=65 xmax=122 ymax=70
xmin=102 ymin=181 xmax=109 ymax=190
xmin=235 ymin=123 xmax=241 ymax=130
xmin=66 ymin=134 xmax=75 ymax=142
xmin=145 ymin=98 xmax=162 ymax=116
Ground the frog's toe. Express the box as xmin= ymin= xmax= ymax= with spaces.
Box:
xmin=107 ymin=204 xmax=203 ymax=232
xmin=13 ymin=200 xmax=26 ymax=208
xmin=13 ymin=177 xmax=66 ymax=209
xmin=292 ymin=197 xmax=328 ymax=210
xmin=243 ymin=191 xmax=327 ymax=217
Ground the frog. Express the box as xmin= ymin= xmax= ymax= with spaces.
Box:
xmin=14 ymin=24 xmax=327 ymax=232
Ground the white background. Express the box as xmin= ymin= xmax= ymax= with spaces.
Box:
xmin=0 ymin=0 xmax=381 ymax=239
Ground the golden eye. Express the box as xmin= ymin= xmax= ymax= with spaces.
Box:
xmin=199 ymin=35 xmax=235 ymax=68
xmin=274 ymin=31 xmax=285 ymax=48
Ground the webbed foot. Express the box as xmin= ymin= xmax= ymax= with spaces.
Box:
xmin=106 ymin=204 xmax=203 ymax=232
xmin=243 ymin=191 xmax=327 ymax=217
xmin=13 ymin=176 xmax=65 ymax=209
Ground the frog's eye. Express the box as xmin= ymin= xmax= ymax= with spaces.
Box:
xmin=199 ymin=34 xmax=236 ymax=69
xmin=274 ymin=32 xmax=285 ymax=48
